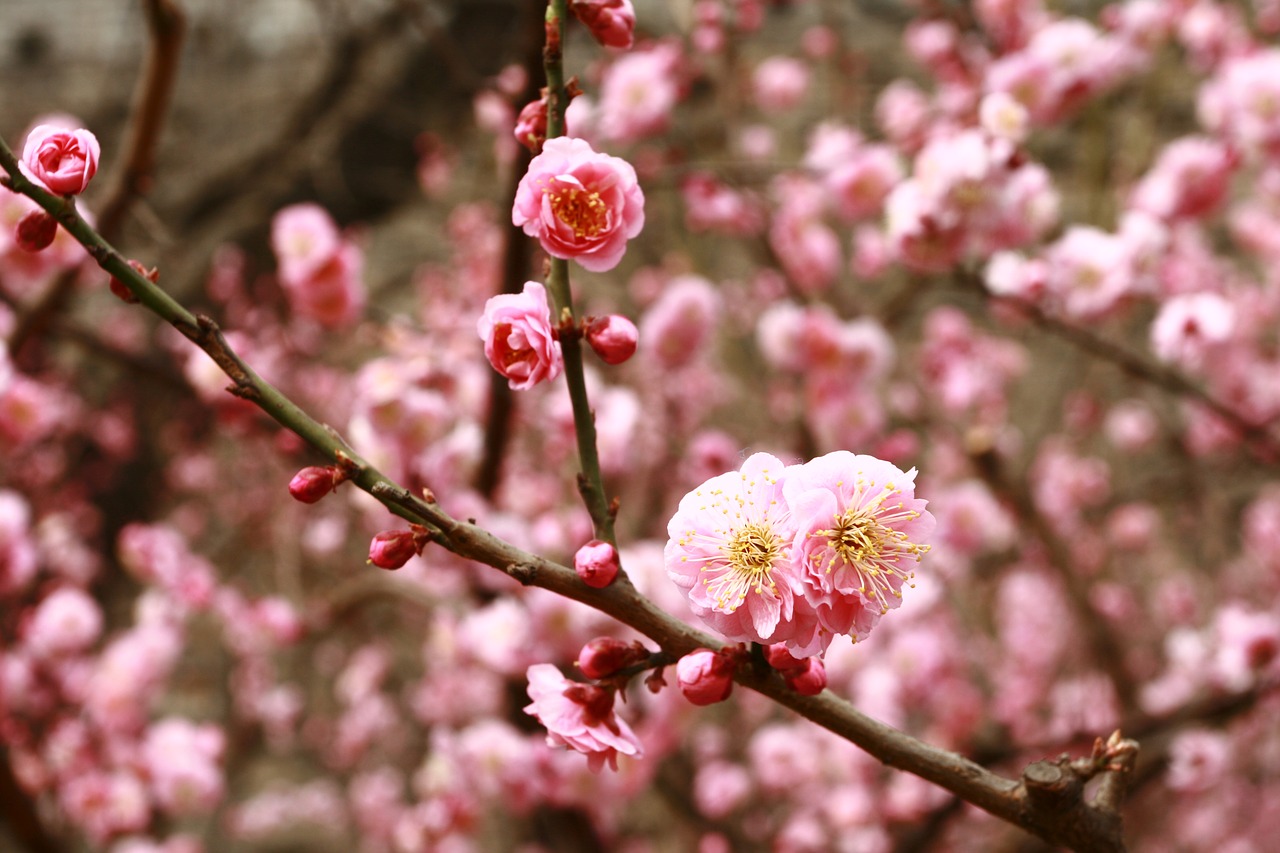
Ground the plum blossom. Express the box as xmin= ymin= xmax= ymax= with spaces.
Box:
xmin=571 ymin=0 xmax=636 ymax=50
xmin=1150 ymin=291 xmax=1235 ymax=368
xmin=23 ymin=586 xmax=103 ymax=658
xmin=785 ymin=452 xmax=934 ymax=644
xmin=22 ymin=125 xmax=100 ymax=195
xmin=477 ymin=281 xmax=564 ymax=390
xmin=523 ymin=663 xmax=642 ymax=772
xmin=665 ymin=452 xmax=807 ymax=647
xmin=676 ymin=648 xmax=736 ymax=705
xmin=512 ymin=136 xmax=645 ymax=272
xmin=270 ymin=204 xmax=365 ymax=327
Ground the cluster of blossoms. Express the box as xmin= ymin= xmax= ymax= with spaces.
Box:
xmin=665 ymin=451 xmax=934 ymax=657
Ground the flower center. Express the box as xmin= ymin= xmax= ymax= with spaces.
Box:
xmin=705 ymin=522 xmax=783 ymax=612
xmin=811 ymin=491 xmax=929 ymax=614
xmin=548 ymin=181 xmax=608 ymax=238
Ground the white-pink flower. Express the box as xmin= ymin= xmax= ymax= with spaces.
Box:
xmin=664 ymin=452 xmax=807 ymax=646
xmin=784 ymin=451 xmax=934 ymax=642
xmin=477 ymin=280 xmax=564 ymax=390
xmin=523 ymin=663 xmax=642 ymax=772
xmin=512 ymin=137 xmax=645 ymax=272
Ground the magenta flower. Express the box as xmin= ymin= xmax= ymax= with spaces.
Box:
xmin=477 ymin=281 xmax=564 ymax=390
xmin=22 ymin=125 xmax=100 ymax=195
xmin=784 ymin=451 xmax=934 ymax=641
xmin=664 ymin=452 xmax=807 ymax=646
xmin=574 ymin=539 xmax=621 ymax=588
xmin=512 ymin=137 xmax=645 ymax=272
xmin=523 ymin=663 xmax=643 ymax=772
xmin=675 ymin=648 xmax=735 ymax=706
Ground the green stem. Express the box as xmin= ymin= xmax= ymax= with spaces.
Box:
xmin=540 ymin=0 xmax=615 ymax=544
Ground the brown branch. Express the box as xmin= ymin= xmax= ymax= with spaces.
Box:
xmin=9 ymin=0 xmax=186 ymax=361
xmin=0 ymin=133 xmax=1137 ymax=853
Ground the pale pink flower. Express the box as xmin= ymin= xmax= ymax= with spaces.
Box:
xmin=1130 ymin=136 xmax=1236 ymax=221
xmin=281 ymin=241 xmax=365 ymax=328
xmin=143 ymin=718 xmax=226 ymax=815
xmin=665 ymin=452 xmax=806 ymax=646
xmin=523 ymin=663 xmax=642 ymax=772
xmin=1150 ymin=291 xmax=1235 ymax=367
xmin=638 ymin=274 xmax=721 ymax=369
xmin=24 ymin=586 xmax=103 ymax=658
xmin=875 ymin=80 xmax=932 ymax=151
xmin=785 ymin=452 xmax=934 ymax=642
xmin=823 ymin=145 xmax=903 ymax=222
xmin=1166 ymin=729 xmax=1232 ymax=793
xmin=271 ymin=203 xmax=341 ymax=284
xmin=512 ymin=137 xmax=645 ymax=272
xmin=22 ymin=125 xmax=100 ymax=195
xmin=597 ymin=46 xmax=681 ymax=142
xmin=752 ymin=56 xmax=810 ymax=113
xmin=693 ymin=761 xmax=751 ymax=819
xmin=980 ymin=91 xmax=1029 ymax=143
xmin=477 ymin=280 xmax=564 ymax=390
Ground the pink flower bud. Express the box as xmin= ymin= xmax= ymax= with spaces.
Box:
xmin=574 ymin=539 xmax=620 ymax=588
xmin=676 ymin=648 xmax=735 ymax=706
xmin=577 ymin=637 xmax=648 ymax=679
xmin=587 ymin=314 xmax=639 ymax=365
xmin=571 ymin=0 xmax=637 ymax=50
xmin=763 ymin=643 xmax=807 ymax=676
xmin=288 ymin=466 xmax=340 ymax=504
xmin=368 ymin=529 xmax=420 ymax=570
xmin=514 ymin=96 xmax=551 ymax=154
xmin=784 ymin=657 xmax=827 ymax=696
xmin=15 ymin=210 xmax=57 ymax=253
xmin=22 ymin=125 xmax=100 ymax=195
xmin=108 ymin=260 xmax=157 ymax=304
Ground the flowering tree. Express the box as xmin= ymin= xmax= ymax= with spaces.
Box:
xmin=2 ymin=0 xmax=1280 ymax=851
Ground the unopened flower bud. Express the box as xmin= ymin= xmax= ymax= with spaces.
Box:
xmin=368 ymin=529 xmax=420 ymax=570
xmin=784 ymin=656 xmax=827 ymax=695
xmin=586 ymin=315 xmax=638 ymax=365
xmin=574 ymin=539 xmax=620 ymax=588
xmin=577 ymin=637 xmax=648 ymax=679
xmin=514 ymin=96 xmax=551 ymax=154
xmin=763 ymin=643 xmax=807 ymax=676
xmin=676 ymin=648 xmax=735 ymax=706
xmin=108 ymin=259 xmax=158 ymax=304
xmin=15 ymin=210 xmax=58 ymax=253
xmin=288 ymin=466 xmax=340 ymax=504
xmin=570 ymin=0 xmax=637 ymax=49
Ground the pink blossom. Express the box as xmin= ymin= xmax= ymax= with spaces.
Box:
xmin=523 ymin=663 xmax=643 ymax=772
xmin=598 ymin=45 xmax=681 ymax=142
xmin=1129 ymin=136 xmax=1237 ymax=221
xmin=270 ymin=204 xmax=366 ymax=328
xmin=752 ymin=56 xmax=810 ymax=113
xmin=574 ymin=539 xmax=621 ymax=588
xmin=665 ymin=452 xmax=807 ymax=646
xmin=823 ymin=145 xmax=903 ymax=222
xmin=1166 ymin=729 xmax=1232 ymax=793
xmin=22 ymin=125 xmax=100 ymax=195
xmin=512 ymin=137 xmax=645 ymax=272
xmin=784 ymin=452 xmax=933 ymax=644
xmin=477 ymin=280 xmax=564 ymax=389
xmin=271 ymin=203 xmax=340 ymax=284
xmin=693 ymin=761 xmax=752 ymax=819
xmin=514 ymin=95 xmax=550 ymax=154
xmin=368 ymin=529 xmax=423 ymax=570
xmin=143 ymin=717 xmax=226 ymax=815
xmin=638 ymin=274 xmax=722 ymax=369
xmin=288 ymin=465 xmax=342 ymax=503
xmin=675 ymin=648 xmax=736 ymax=705
xmin=571 ymin=0 xmax=636 ymax=50
xmin=24 ymin=586 xmax=103 ymax=657
xmin=1150 ymin=291 xmax=1235 ymax=368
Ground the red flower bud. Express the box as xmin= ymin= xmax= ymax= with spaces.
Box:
xmin=574 ymin=539 xmax=620 ymax=588
xmin=514 ymin=96 xmax=550 ymax=154
xmin=288 ymin=466 xmax=339 ymax=504
xmin=676 ymin=648 xmax=735 ymax=706
xmin=15 ymin=210 xmax=57 ymax=253
xmin=368 ymin=529 xmax=420 ymax=570
xmin=108 ymin=259 xmax=158 ymax=304
xmin=586 ymin=314 xmax=639 ymax=365
xmin=763 ymin=643 xmax=808 ymax=676
xmin=783 ymin=656 xmax=827 ymax=696
xmin=577 ymin=637 xmax=648 ymax=680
